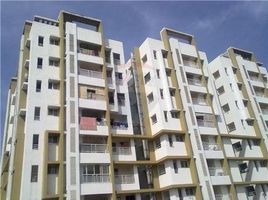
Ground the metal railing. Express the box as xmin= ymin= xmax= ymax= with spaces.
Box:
xmin=183 ymin=60 xmax=199 ymax=68
xmin=113 ymin=147 xmax=131 ymax=155
xmin=107 ymin=77 xmax=113 ymax=85
xmin=197 ymin=120 xmax=215 ymax=127
xmin=115 ymin=174 xmax=135 ymax=184
xmin=79 ymin=68 xmax=102 ymax=79
xmin=203 ymin=142 xmax=221 ymax=151
xmin=85 ymin=93 xmax=105 ymax=101
xmin=80 ymin=144 xmax=108 ymax=153
xmin=111 ymin=122 xmax=128 ymax=130
xmin=250 ymin=76 xmax=263 ymax=82
xmin=81 ymin=174 xmax=110 ymax=183
xmin=187 ymin=78 xmax=202 ymax=86
xmin=192 ymin=98 xmax=207 ymax=105
xmin=78 ymin=48 xmax=99 ymax=56
xmin=262 ymin=109 xmax=268 ymax=115
xmin=208 ymin=167 xmax=228 ymax=176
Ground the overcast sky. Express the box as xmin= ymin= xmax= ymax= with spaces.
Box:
xmin=1 ymin=1 xmax=268 ymax=136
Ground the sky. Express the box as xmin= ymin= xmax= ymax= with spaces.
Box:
xmin=1 ymin=1 xmax=268 ymax=139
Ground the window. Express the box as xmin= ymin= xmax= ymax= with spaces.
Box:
xmin=158 ymin=164 xmax=166 ymax=175
xmin=155 ymin=138 xmax=161 ymax=149
xmin=31 ymin=165 xmax=38 ymax=182
xmin=48 ymin=165 xmax=58 ymax=174
xmin=185 ymin=188 xmax=194 ymax=196
xmin=49 ymin=36 xmax=59 ymax=46
xmin=222 ymin=103 xmax=230 ymax=113
xmin=171 ymin=111 xmax=179 ymax=119
xmin=34 ymin=107 xmax=40 ymax=120
xmin=173 ymin=160 xmax=178 ymax=173
xmin=217 ymin=86 xmax=225 ymax=95
xmin=37 ymin=57 xmax=43 ymax=69
xmin=38 ymin=36 xmax=44 ymax=46
xmin=49 ymin=58 xmax=60 ymax=67
xmin=144 ymin=72 xmax=151 ymax=84
xmin=160 ymin=89 xmax=164 ymax=99
xmin=142 ymin=54 xmax=147 ymax=63
xmin=163 ymin=191 xmax=170 ymax=200
xmin=48 ymin=135 xmax=58 ymax=144
xmin=227 ymin=122 xmax=236 ymax=132
xmin=213 ymin=70 xmax=220 ymax=79
xmin=238 ymin=162 xmax=248 ymax=173
xmin=153 ymin=50 xmax=157 ymax=59
xmin=225 ymin=68 xmax=228 ymax=75
xmin=181 ymin=160 xmax=189 ymax=168
xmin=246 ymin=186 xmax=256 ymax=196
xmin=113 ymin=53 xmax=121 ymax=65
xmin=48 ymin=80 xmax=59 ymax=90
xmin=81 ymin=164 xmax=109 ymax=183
xmin=151 ymin=114 xmax=157 ymax=124
xmin=247 ymin=119 xmax=254 ymax=126
xmin=156 ymin=69 xmax=160 ymax=78
xmin=232 ymin=141 xmax=242 ymax=152
xmin=168 ymin=135 xmax=173 ymax=147
xmin=32 ymin=135 xmax=39 ymax=149
xmin=175 ymin=135 xmax=184 ymax=142
xmin=235 ymin=101 xmax=239 ymax=109
xmin=247 ymin=140 xmax=252 ymax=150
xmin=36 ymin=80 xmax=42 ymax=92
xmin=147 ymin=92 xmax=154 ymax=103
xmin=260 ymin=160 xmax=267 ymax=167
xmin=170 ymin=89 xmax=175 ymax=97
xmin=48 ymin=107 xmax=59 ymax=116
xmin=164 ymin=111 xmax=168 ymax=122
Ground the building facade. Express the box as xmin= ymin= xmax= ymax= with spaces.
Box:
xmin=0 ymin=11 xmax=268 ymax=200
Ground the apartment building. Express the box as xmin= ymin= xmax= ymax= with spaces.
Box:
xmin=208 ymin=48 xmax=268 ymax=200
xmin=1 ymin=11 xmax=268 ymax=200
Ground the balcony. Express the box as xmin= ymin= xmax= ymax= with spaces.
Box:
xmin=77 ymin=48 xmax=103 ymax=65
xmin=203 ymin=142 xmax=224 ymax=158
xmin=79 ymin=93 xmax=106 ymax=111
xmin=197 ymin=120 xmax=215 ymax=128
xmin=197 ymin=118 xmax=217 ymax=135
xmin=78 ymin=68 xmax=105 ymax=87
xmin=80 ymin=144 xmax=110 ymax=163
xmin=209 ymin=168 xmax=231 ymax=185
xmin=115 ymin=174 xmax=135 ymax=184
xmin=113 ymin=146 xmax=131 ymax=155
xmin=80 ymin=174 xmax=112 ymax=195
xmin=77 ymin=27 xmax=102 ymax=45
xmin=79 ymin=117 xmax=109 ymax=136
xmin=187 ymin=78 xmax=202 ymax=86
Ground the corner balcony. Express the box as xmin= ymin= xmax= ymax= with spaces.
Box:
xmin=203 ymin=142 xmax=224 ymax=159
xmin=79 ymin=117 xmax=109 ymax=136
xmin=78 ymin=68 xmax=105 ymax=87
xmin=79 ymin=93 xmax=107 ymax=111
xmin=80 ymin=144 xmax=110 ymax=163
xmin=192 ymin=98 xmax=212 ymax=113
xmin=77 ymin=48 xmax=104 ymax=66
xmin=115 ymin=174 xmax=140 ymax=191
xmin=80 ymin=174 xmax=112 ymax=195
xmin=208 ymin=167 xmax=231 ymax=185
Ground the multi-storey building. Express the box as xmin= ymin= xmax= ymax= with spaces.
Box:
xmin=208 ymin=48 xmax=268 ymax=200
xmin=1 ymin=11 xmax=268 ymax=200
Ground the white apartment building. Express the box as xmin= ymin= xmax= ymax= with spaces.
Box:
xmin=1 ymin=11 xmax=268 ymax=200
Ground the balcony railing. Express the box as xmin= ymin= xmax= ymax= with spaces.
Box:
xmin=81 ymin=174 xmax=110 ymax=183
xmin=79 ymin=117 xmax=106 ymax=130
xmin=255 ymin=92 xmax=266 ymax=97
xmin=262 ymin=109 xmax=268 ymax=115
xmin=111 ymin=121 xmax=128 ymax=130
xmin=85 ymin=93 xmax=105 ymax=101
xmin=203 ymin=142 xmax=221 ymax=151
xmin=250 ymin=76 xmax=263 ymax=82
xmin=79 ymin=68 xmax=102 ymax=79
xmin=188 ymin=78 xmax=202 ymax=86
xmin=113 ymin=146 xmax=131 ymax=155
xmin=183 ymin=60 xmax=199 ymax=68
xmin=80 ymin=144 xmax=108 ymax=153
xmin=197 ymin=120 xmax=215 ymax=127
xmin=78 ymin=48 xmax=99 ymax=56
xmin=115 ymin=174 xmax=135 ymax=184
xmin=208 ymin=167 xmax=228 ymax=176
xmin=192 ymin=98 xmax=207 ymax=105
xmin=107 ymin=77 xmax=113 ymax=85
